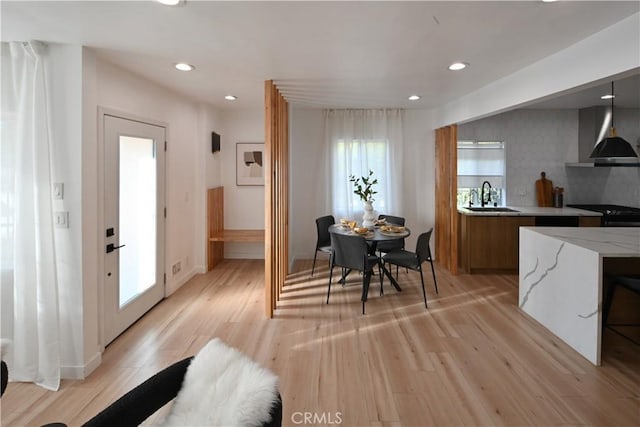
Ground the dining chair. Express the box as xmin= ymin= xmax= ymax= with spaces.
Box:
xmin=376 ymin=214 xmax=406 ymax=276
xmin=327 ymin=232 xmax=382 ymax=314
xmin=312 ymin=215 xmax=335 ymax=276
xmin=382 ymin=228 xmax=438 ymax=308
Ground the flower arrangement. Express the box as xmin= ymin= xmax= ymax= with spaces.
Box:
xmin=349 ymin=170 xmax=378 ymax=202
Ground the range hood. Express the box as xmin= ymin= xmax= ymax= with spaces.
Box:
xmin=569 ymin=106 xmax=640 ymax=167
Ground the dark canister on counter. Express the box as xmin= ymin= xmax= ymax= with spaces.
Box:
xmin=553 ymin=187 xmax=564 ymax=208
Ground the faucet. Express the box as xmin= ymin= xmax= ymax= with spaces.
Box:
xmin=480 ymin=180 xmax=492 ymax=207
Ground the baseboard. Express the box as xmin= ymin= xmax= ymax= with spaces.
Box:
xmin=166 ymin=267 xmax=199 ymax=296
xmin=61 ymin=350 xmax=102 ymax=379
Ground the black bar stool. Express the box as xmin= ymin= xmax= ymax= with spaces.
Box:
xmin=602 ymin=274 xmax=640 ymax=345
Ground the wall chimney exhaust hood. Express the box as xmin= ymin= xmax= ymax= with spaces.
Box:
xmin=567 ymin=106 xmax=640 ymax=167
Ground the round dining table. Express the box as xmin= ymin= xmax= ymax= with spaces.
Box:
xmin=328 ymin=223 xmax=410 ymax=292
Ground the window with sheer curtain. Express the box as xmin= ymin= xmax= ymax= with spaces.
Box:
xmin=457 ymin=140 xmax=506 ymax=207
xmin=324 ymin=109 xmax=403 ymax=220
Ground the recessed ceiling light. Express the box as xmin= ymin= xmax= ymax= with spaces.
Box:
xmin=601 ymin=94 xmax=615 ymax=100
xmin=448 ymin=62 xmax=468 ymax=71
xmin=224 ymin=95 xmax=237 ymax=101
xmin=157 ymin=0 xmax=185 ymax=5
xmin=175 ymin=63 xmax=194 ymax=71
xmin=408 ymin=95 xmax=421 ymax=101
xmin=541 ymin=0 xmax=557 ymax=3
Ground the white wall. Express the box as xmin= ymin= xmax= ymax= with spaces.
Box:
xmin=289 ymin=108 xmax=326 ymax=262
xmin=218 ymin=109 xmax=265 ymax=259
xmin=47 ymin=43 xmax=89 ymax=378
xmin=402 ymin=110 xmax=436 ymax=251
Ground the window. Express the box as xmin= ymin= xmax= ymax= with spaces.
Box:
xmin=333 ymin=139 xmax=390 ymax=217
xmin=324 ymin=108 xmax=403 ymax=219
xmin=457 ymin=140 xmax=506 ymax=207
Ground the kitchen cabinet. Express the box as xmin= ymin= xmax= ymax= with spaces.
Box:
xmin=579 ymin=216 xmax=602 ymax=227
xmin=458 ymin=206 xmax=602 ymax=274
xmin=460 ymin=215 xmax=534 ymax=273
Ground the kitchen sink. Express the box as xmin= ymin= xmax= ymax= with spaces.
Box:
xmin=465 ymin=207 xmax=520 ymax=212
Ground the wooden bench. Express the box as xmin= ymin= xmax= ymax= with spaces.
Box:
xmin=207 ymin=187 xmax=264 ymax=270
xmin=209 ymin=229 xmax=265 ymax=243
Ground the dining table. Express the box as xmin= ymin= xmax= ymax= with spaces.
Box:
xmin=328 ymin=223 xmax=411 ymax=292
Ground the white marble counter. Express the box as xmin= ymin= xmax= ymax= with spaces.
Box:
xmin=458 ymin=206 xmax=602 ymax=217
xmin=518 ymin=227 xmax=640 ymax=365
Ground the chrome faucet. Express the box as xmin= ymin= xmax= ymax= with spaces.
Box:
xmin=480 ymin=180 xmax=492 ymax=207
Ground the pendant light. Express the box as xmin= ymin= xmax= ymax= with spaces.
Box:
xmin=589 ymin=81 xmax=637 ymax=159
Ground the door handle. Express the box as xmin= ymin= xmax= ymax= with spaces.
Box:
xmin=106 ymin=243 xmax=126 ymax=253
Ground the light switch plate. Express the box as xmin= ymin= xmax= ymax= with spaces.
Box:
xmin=54 ymin=211 xmax=69 ymax=228
xmin=53 ymin=183 xmax=64 ymax=200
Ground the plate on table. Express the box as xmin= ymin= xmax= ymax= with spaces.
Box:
xmin=352 ymin=228 xmax=374 ymax=238
xmin=379 ymin=225 xmax=407 ymax=236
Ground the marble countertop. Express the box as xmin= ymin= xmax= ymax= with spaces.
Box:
xmin=458 ymin=206 xmax=602 ymax=217
xmin=520 ymin=226 xmax=640 ymax=257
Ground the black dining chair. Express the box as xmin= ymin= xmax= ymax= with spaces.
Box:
xmin=327 ymin=232 xmax=382 ymax=314
xmin=382 ymin=228 xmax=438 ymax=309
xmin=312 ymin=215 xmax=335 ymax=276
xmin=376 ymin=214 xmax=406 ymax=275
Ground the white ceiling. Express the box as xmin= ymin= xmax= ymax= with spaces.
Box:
xmin=2 ymin=1 xmax=638 ymax=111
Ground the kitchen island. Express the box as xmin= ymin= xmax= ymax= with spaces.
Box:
xmin=518 ymin=227 xmax=640 ymax=365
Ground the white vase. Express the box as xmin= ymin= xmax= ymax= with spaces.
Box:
xmin=362 ymin=200 xmax=376 ymax=228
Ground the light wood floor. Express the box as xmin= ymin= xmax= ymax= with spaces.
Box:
xmin=2 ymin=259 xmax=639 ymax=426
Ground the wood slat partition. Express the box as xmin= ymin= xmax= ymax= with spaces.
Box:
xmin=264 ymin=80 xmax=289 ymax=317
xmin=434 ymin=125 xmax=459 ymax=274
xmin=207 ymin=187 xmax=224 ymax=271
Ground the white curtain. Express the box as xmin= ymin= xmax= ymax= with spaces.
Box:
xmin=0 ymin=41 xmax=61 ymax=391
xmin=323 ymin=109 xmax=404 ymax=220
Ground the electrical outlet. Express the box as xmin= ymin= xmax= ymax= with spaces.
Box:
xmin=172 ymin=262 xmax=181 ymax=275
xmin=54 ymin=211 xmax=69 ymax=228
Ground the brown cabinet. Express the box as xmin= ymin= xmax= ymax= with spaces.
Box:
xmin=460 ymin=215 xmax=534 ymax=273
xmin=579 ymin=216 xmax=602 ymax=227
xmin=459 ymin=213 xmax=602 ymax=274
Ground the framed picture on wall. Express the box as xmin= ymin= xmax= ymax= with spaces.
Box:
xmin=236 ymin=143 xmax=265 ymax=186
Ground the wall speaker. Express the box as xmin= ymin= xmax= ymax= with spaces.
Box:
xmin=211 ymin=132 xmax=220 ymax=153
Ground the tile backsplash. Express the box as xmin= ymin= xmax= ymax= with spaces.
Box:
xmin=458 ymin=108 xmax=640 ymax=208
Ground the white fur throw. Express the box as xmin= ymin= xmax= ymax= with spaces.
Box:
xmin=161 ymin=338 xmax=279 ymax=427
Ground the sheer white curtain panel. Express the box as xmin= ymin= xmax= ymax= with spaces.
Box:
xmin=323 ymin=109 xmax=403 ymax=220
xmin=0 ymin=41 xmax=61 ymax=391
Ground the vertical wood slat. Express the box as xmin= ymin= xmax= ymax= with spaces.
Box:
xmin=264 ymin=80 xmax=289 ymax=317
xmin=265 ymin=81 xmax=274 ymax=317
xmin=434 ymin=125 xmax=459 ymax=274
xmin=206 ymin=187 xmax=224 ymax=271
